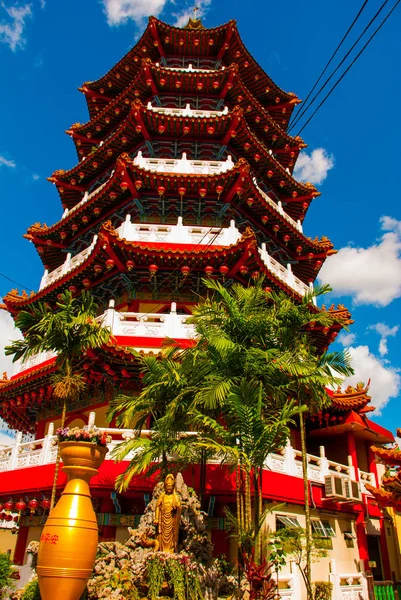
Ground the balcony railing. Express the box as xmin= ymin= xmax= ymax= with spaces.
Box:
xmin=39 ymin=235 xmax=98 ymax=291
xmin=133 ymin=151 xmax=235 ymax=175
xmin=0 ymin=415 xmax=376 ymax=496
xmin=258 ymin=243 xmax=314 ymax=301
xmin=147 ymin=101 xmax=229 ymax=119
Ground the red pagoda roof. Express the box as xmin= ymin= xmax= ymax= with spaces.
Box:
xmin=50 ymin=102 xmax=318 ymax=214
xmin=28 ymin=156 xmax=333 ymax=282
xmin=82 ymin=17 xmax=297 ymax=126
xmin=72 ymin=62 xmax=304 ymax=167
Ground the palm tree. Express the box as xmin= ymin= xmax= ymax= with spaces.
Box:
xmin=5 ymin=290 xmax=111 ymax=508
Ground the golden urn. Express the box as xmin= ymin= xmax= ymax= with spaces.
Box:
xmin=37 ymin=441 xmax=107 ymax=600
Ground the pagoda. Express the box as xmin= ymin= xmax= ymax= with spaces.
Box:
xmin=365 ymin=428 xmax=401 ymax=510
xmin=0 ymin=14 xmax=398 ymax=591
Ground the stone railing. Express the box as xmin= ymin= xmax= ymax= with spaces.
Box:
xmin=0 ymin=417 xmax=376 ymax=498
xmin=39 ymin=235 xmax=98 ymax=290
xmin=117 ymin=216 xmax=241 ymax=246
xmin=133 ymin=151 xmax=235 ymax=175
xmin=358 ymin=469 xmax=377 ymax=493
xmin=329 ymin=563 xmax=367 ymax=600
xmin=101 ymin=302 xmax=197 ymax=341
xmin=258 ymin=243 xmax=314 ymax=302
xmin=264 ymin=443 xmax=355 ymax=486
xmin=12 ymin=349 xmax=57 ymax=377
xmin=147 ymin=101 xmax=228 ymax=119
xmin=160 ymin=62 xmax=219 ymax=73
xmin=277 ymin=573 xmax=301 ymax=600
xmin=255 ymin=181 xmax=303 ymax=233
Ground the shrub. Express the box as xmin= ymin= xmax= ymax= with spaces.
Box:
xmin=20 ymin=577 xmax=41 ymax=600
xmin=0 ymin=551 xmax=15 ymax=598
xmin=313 ymin=581 xmax=333 ymax=600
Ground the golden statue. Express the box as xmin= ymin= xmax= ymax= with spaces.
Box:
xmin=154 ymin=474 xmax=181 ymax=553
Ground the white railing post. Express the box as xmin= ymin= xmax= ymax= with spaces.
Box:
xmin=319 ymin=445 xmax=330 ymax=476
xmin=39 ymin=269 xmax=49 ymax=290
xmin=42 ymin=423 xmax=55 ymax=464
xmin=329 ymin=560 xmax=342 ymax=600
xmin=101 ymin=299 xmax=117 ymax=332
xmin=10 ymin=432 xmax=23 ymax=469
xmin=283 ymin=439 xmax=296 ymax=477
xmin=88 ymin=412 xmax=96 ymax=428
xmin=347 ymin=455 xmax=356 ymax=480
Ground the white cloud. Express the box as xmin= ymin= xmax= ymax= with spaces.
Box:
xmin=102 ymin=0 xmax=168 ymax=26
xmin=319 ymin=216 xmax=401 ymax=307
xmin=337 ymin=332 xmax=356 ymax=347
xmin=0 ymin=431 xmax=15 ymax=446
xmin=0 ymin=154 xmax=16 ymax=168
xmin=0 ymin=310 xmax=22 ymax=379
xmin=293 ymin=148 xmax=334 ymax=185
xmin=32 ymin=173 xmax=40 ymax=181
xmin=368 ymin=322 xmax=399 ymax=357
xmin=0 ymin=3 xmax=32 ymax=51
xmin=341 ymin=345 xmax=400 ymax=414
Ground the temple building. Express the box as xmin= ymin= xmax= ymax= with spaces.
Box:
xmin=0 ymin=15 xmax=400 ymax=598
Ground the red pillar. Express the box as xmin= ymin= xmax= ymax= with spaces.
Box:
xmin=13 ymin=525 xmax=29 ymax=565
xmin=347 ymin=431 xmax=359 ymax=480
xmin=99 ymin=497 xmax=116 ymax=541
xmin=356 ymin=510 xmax=370 ymax=571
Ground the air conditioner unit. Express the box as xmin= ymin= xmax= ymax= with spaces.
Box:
xmin=324 ymin=475 xmax=347 ymax=500
xmin=343 ymin=479 xmax=362 ymax=502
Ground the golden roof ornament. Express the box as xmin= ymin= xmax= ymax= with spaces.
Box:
xmin=184 ymin=6 xmax=205 ymax=30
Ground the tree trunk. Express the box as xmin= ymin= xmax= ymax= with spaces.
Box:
xmin=245 ymin=470 xmax=251 ymax=531
xmin=199 ymin=448 xmax=207 ymax=510
xmin=50 ymin=398 xmax=67 ymax=510
xmin=299 ymin=409 xmax=313 ymax=600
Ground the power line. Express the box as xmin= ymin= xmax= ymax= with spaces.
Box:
xmin=0 ymin=271 xmax=33 ymax=293
xmin=294 ymin=0 xmax=401 ymax=137
xmin=288 ymin=0 xmax=370 ymax=130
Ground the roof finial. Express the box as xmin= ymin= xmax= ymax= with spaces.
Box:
xmin=193 ymin=5 xmax=199 ymax=21
xmin=184 ymin=5 xmax=204 ymax=29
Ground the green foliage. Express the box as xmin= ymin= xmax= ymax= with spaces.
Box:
xmin=313 ymin=581 xmax=333 ymax=600
xmin=145 ymin=553 xmax=203 ymax=600
xmin=19 ymin=577 xmax=41 ymax=600
xmin=0 ymin=552 xmax=15 ymax=598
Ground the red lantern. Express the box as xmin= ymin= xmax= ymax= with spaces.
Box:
xmin=251 ymin=271 xmax=260 ymax=279
xmin=216 ymin=185 xmax=224 ymax=197
xmin=209 ymin=38 xmax=214 ymax=46
xmin=316 ymin=260 xmax=323 ymax=268
xmin=307 ymin=253 xmax=314 ymax=261
xmin=198 ymin=188 xmax=207 ymax=198
xmin=82 ymin=215 xmax=89 ymax=223
xmin=175 ymin=80 xmax=182 ymax=89
xmin=178 ymin=187 xmax=186 ymax=197
xmin=69 ymin=285 xmax=77 ymax=294
xmin=181 ymin=266 xmax=190 ymax=277
xmin=254 ymin=153 xmax=261 ymax=162
xmin=207 ymin=125 xmax=215 ymax=135
xmin=146 ymin=78 xmax=152 ymax=87
xmin=126 ymin=260 xmax=135 ymax=272
xmin=158 ymin=125 xmax=165 ymax=134
xmin=219 ymin=265 xmax=229 ymax=276
xmin=94 ymin=264 xmax=103 ymax=274
xmin=135 ymin=125 xmax=142 ymax=134
xmin=149 ymin=264 xmax=158 ymax=276
xmin=302 ymin=202 xmax=309 ymax=210
xmin=246 ymin=197 xmax=254 ymax=207
xmin=261 ymin=215 xmax=268 ymax=224
xmin=106 ymin=259 xmax=115 ymax=270
xmin=135 ymin=180 xmax=142 ymax=190
xmin=272 ymin=134 xmax=278 ymax=142
xmin=157 ymin=186 xmax=166 ymax=197
xmin=279 ymin=180 xmax=285 ymax=188
xmin=60 ymin=231 xmax=67 ymax=240
xmin=255 ymin=116 xmax=261 ymax=124
xmin=28 ymin=498 xmax=39 ymax=515
xmin=267 ymin=170 xmax=274 ymax=178
xmin=292 ymin=191 xmax=298 ymax=198
xmin=159 ymin=78 xmax=166 ymax=87
xmin=239 ymin=266 xmax=249 ymax=276
xmin=273 ymin=224 xmax=279 ymax=233
xmin=82 ymin=278 xmax=91 ymax=288
xmin=296 ymin=246 xmax=303 ymax=254
xmin=264 ymin=286 xmax=272 ymax=293
xmin=235 ymin=186 xmax=243 ymax=196
xmin=204 ymin=266 xmax=214 ymax=276
xmin=4 ymin=500 xmax=13 ymax=512
xmin=237 ymin=95 xmax=243 ymax=103
xmin=15 ymin=499 xmax=26 ymax=512
xmin=197 ymin=82 xmax=203 ymax=91
xmin=275 ymin=97 xmax=280 ymax=104
xmin=213 ymin=81 xmax=219 ymax=89
xmin=283 ymin=234 xmax=290 ymax=245
xmin=183 ymin=125 xmax=190 ymax=135
xmin=264 ymin=125 xmax=269 ymax=133
xmin=121 ymin=136 xmax=128 ymax=144
xmin=244 ymin=142 xmax=251 ymax=151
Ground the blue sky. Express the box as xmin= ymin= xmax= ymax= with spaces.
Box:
xmin=0 ymin=0 xmax=400 ymax=438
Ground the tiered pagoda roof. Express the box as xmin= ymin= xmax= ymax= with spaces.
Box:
xmin=365 ymin=430 xmax=401 ymax=509
xmin=0 ymin=15 xmax=351 ymax=433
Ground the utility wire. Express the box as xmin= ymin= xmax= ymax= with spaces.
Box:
xmin=288 ymin=0 xmax=370 ymax=130
xmin=290 ymin=0 xmax=391 ymax=132
xmin=294 ymin=0 xmax=401 ymax=137
xmin=0 ymin=272 xmax=33 ymax=293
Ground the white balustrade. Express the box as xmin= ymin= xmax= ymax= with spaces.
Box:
xmin=158 ymin=62 xmax=220 ymax=73
xmin=358 ymin=469 xmax=376 ymax=495
xmin=254 ymin=181 xmax=303 ymax=233
xmin=0 ymin=419 xmax=378 ymax=497
xmin=133 ymin=151 xmax=235 ymax=175
xmin=12 ymin=349 xmax=57 ymax=377
xmin=258 ymin=243 xmax=314 ymax=302
xmin=117 ymin=216 xmax=241 ymax=246
xmin=39 ymin=235 xmax=98 ymax=290
xmin=147 ymin=101 xmax=228 ymax=119
xmin=277 ymin=573 xmax=301 ymax=600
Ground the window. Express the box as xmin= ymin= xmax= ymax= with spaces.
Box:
xmin=344 ymin=531 xmax=356 ymax=548
xmin=311 ymin=519 xmax=335 ymax=538
xmin=276 ymin=515 xmax=301 ymax=531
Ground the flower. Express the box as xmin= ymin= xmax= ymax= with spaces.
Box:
xmin=56 ymin=426 xmax=109 ymax=447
